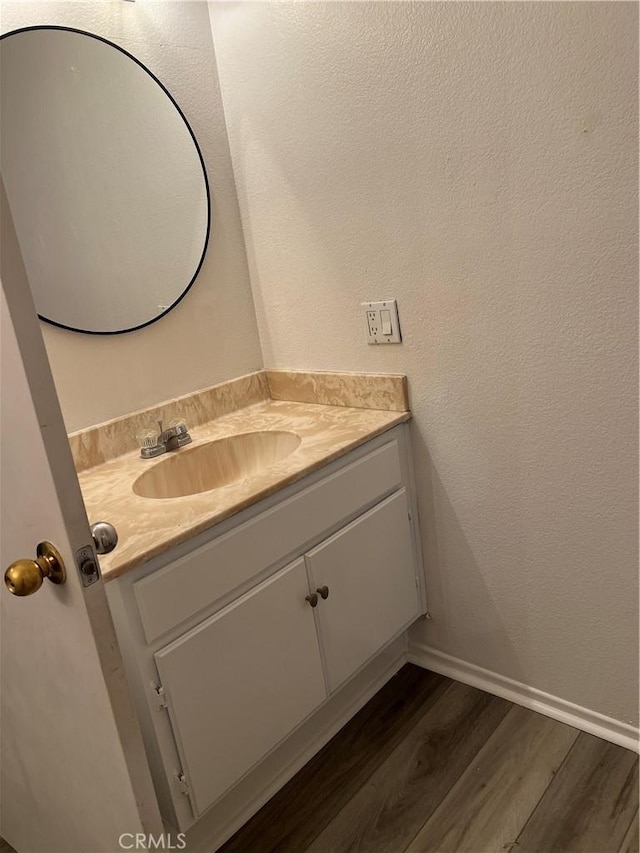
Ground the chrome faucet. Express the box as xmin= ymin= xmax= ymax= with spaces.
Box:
xmin=140 ymin=420 xmax=192 ymax=459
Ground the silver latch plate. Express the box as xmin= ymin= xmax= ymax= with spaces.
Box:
xmin=75 ymin=545 xmax=100 ymax=588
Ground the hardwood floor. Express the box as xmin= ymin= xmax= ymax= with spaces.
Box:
xmin=221 ymin=665 xmax=639 ymax=853
xmin=2 ymin=665 xmax=637 ymax=852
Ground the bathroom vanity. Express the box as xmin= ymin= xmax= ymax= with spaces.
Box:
xmin=73 ymin=371 xmax=426 ymax=848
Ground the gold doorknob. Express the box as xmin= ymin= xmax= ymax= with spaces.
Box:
xmin=5 ymin=542 xmax=66 ymax=597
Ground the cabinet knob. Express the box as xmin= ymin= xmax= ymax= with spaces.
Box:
xmin=316 ymin=585 xmax=330 ymax=600
xmin=305 ymin=593 xmax=319 ymax=608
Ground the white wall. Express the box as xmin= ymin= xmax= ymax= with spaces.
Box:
xmin=210 ymin=2 xmax=639 ymax=725
xmin=1 ymin=1 xmax=263 ymax=431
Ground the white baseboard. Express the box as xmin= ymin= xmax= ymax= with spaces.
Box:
xmin=408 ymin=640 xmax=639 ymax=754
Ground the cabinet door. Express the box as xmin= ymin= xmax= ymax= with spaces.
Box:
xmin=306 ymin=489 xmax=420 ymax=693
xmin=154 ymin=558 xmax=326 ymax=817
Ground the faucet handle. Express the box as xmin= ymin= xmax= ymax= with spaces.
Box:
xmin=153 ymin=418 xmax=193 ymax=452
xmin=137 ymin=427 xmax=160 ymax=453
xmin=169 ymin=419 xmax=189 ymax=436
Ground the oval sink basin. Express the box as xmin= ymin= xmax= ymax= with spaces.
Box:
xmin=133 ymin=430 xmax=302 ymax=499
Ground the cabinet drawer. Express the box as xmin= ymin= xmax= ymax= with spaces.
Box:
xmin=134 ymin=439 xmax=403 ymax=642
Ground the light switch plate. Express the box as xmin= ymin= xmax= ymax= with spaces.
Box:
xmin=361 ymin=299 xmax=402 ymax=344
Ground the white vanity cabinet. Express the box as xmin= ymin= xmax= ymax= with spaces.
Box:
xmin=306 ymin=489 xmax=419 ymax=693
xmin=106 ymin=424 xmax=426 ymax=847
xmin=154 ymin=558 xmax=327 ymax=816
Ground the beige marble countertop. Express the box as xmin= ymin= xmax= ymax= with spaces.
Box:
xmin=80 ymin=399 xmax=409 ymax=581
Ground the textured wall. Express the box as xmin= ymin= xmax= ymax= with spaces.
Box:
xmin=210 ymin=2 xmax=639 ymax=724
xmin=2 ymin=1 xmax=262 ymax=431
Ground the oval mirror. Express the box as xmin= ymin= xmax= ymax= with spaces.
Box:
xmin=0 ymin=26 xmax=210 ymax=334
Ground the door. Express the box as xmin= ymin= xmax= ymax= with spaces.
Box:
xmin=306 ymin=489 xmax=421 ymax=693
xmin=154 ymin=558 xmax=326 ymax=820
xmin=0 ymin=181 xmax=162 ymax=852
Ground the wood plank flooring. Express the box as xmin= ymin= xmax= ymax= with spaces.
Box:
xmin=2 ymin=665 xmax=637 ymax=852
xmin=221 ymin=664 xmax=639 ymax=853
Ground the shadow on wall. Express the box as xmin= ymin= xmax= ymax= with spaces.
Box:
xmin=408 ymin=420 xmax=526 ymax=686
